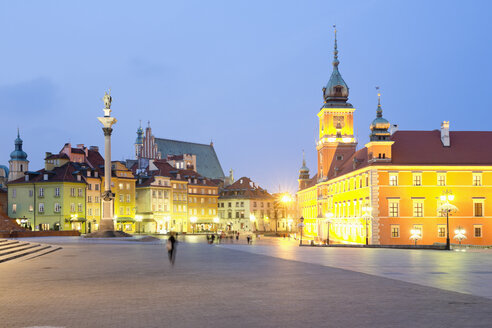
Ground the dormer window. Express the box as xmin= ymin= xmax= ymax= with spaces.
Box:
xmin=43 ymin=174 xmax=48 ymax=181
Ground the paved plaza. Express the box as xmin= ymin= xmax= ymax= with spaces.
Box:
xmin=1 ymin=236 xmax=492 ymax=328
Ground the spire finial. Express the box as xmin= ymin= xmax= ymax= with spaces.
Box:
xmin=376 ymin=86 xmax=382 ymax=118
xmin=139 ymin=120 xmax=142 ymax=128
xmin=17 ymin=127 xmax=20 ymax=138
xmin=302 ymin=149 xmax=306 ymax=166
xmin=333 ymin=25 xmax=339 ymax=68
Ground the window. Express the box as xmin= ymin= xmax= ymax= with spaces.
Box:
xmin=12 ymin=189 xmax=16 ymax=198
xmin=29 ymin=205 xmax=33 ymax=212
xmin=78 ymin=188 xmax=83 ymax=197
xmin=54 ymin=203 xmax=61 ymax=213
xmin=336 ymin=155 xmax=343 ymax=161
xmin=119 ymin=207 xmax=124 ymax=214
xmin=437 ymin=225 xmax=446 ymax=238
xmin=39 ymin=203 xmax=45 ymax=213
xmin=473 ymin=173 xmax=482 ymax=186
xmin=95 ymin=196 xmax=99 ymax=203
xmin=390 ymin=225 xmax=400 ymax=238
xmin=39 ymin=188 xmax=44 ymax=197
xmin=126 ymin=183 xmax=130 ymax=190
xmin=88 ymin=208 xmax=92 ymax=216
xmin=78 ymin=203 xmax=83 ymax=212
xmin=55 ymin=187 xmax=60 ymax=197
xmin=95 ymin=184 xmax=100 ymax=191
xmin=119 ymin=194 xmax=123 ymax=202
xmin=95 ymin=208 xmax=100 ymax=216
xmin=29 ymin=190 xmax=33 ymax=197
xmin=389 ymin=173 xmax=398 ymax=186
xmin=88 ymin=184 xmax=92 ymax=190
xmin=413 ymin=199 xmax=424 ymax=217
xmin=413 ymin=173 xmax=422 ymax=186
xmin=70 ymin=188 xmax=75 ymax=197
xmin=119 ymin=183 xmax=123 ymax=189
xmin=388 ymin=200 xmax=399 ymax=217
xmin=126 ymin=207 xmax=130 ymax=215
xmin=236 ymin=212 xmax=240 ymax=218
xmin=127 ymin=194 xmax=131 ymax=203
xmin=71 ymin=203 xmax=75 ymax=212
xmin=473 ymin=200 xmax=484 ymax=217
xmin=437 ymin=173 xmax=446 ymax=186
xmin=12 ymin=204 xmax=16 ymax=213
xmin=474 ymin=225 xmax=483 ymax=238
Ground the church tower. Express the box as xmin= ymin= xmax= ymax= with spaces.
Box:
xmin=135 ymin=121 xmax=144 ymax=159
xmin=8 ymin=129 xmax=29 ymax=181
xmin=365 ymin=91 xmax=393 ymax=163
xmin=298 ymin=151 xmax=310 ymax=190
xmin=317 ymin=27 xmax=357 ymax=180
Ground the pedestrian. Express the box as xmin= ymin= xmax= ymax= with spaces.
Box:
xmin=167 ymin=233 xmax=177 ymax=265
xmin=211 ymin=234 xmax=216 ymax=244
xmin=236 ymin=232 xmax=239 ymax=241
xmin=247 ymin=235 xmax=251 ymax=244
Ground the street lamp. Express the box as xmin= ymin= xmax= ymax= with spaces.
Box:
xmin=324 ymin=212 xmax=333 ymax=245
xmin=298 ymin=216 xmax=305 ymax=246
xmin=190 ymin=216 xmax=197 ymax=234
xmin=454 ymin=226 xmax=466 ymax=245
xmin=438 ymin=190 xmax=458 ymax=250
xmin=135 ymin=215 xmax=142 ymax=234
xmin=410 ymin=229 xmax=422 ymax=246
xmin=362 ymin=206 xmax=373 ymax=246
xmin=249 ymin=214 xmax=256 ymax=232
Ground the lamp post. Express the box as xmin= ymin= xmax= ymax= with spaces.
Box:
xmin=362 ymin=206 xmax=373 ymax=246
xmin=190 ymin=216 xmax=197 ymax=234
xmin=410 ymin=229 xmax=422 ymax=246
xmin=298 ymin=216 xmax=305 ymax=246
xmin=454 ymin=226 xmax=466 ymax=245
xmin=135 ymin=215 xmax=142 ymax=234
xmin=439 ymin=190 xmax=457 ymax=251
xmin=249 ymin=214 xmax=256 ymax=232
xmin=279 ymin=194 xmax=293 ymax=234
xmin=325 ymin=212 xmax=333 ymax=245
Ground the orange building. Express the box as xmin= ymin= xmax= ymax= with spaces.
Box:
xmin=297 ymin=30 xmax=492 ymax=246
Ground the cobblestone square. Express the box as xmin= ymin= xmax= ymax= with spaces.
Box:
xmin=1 ymin=237 xmax=492 ymax=328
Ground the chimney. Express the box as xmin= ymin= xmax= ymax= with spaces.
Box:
xmin=441 ymin=121 xmax=450 ymax=147
xmin=76 ymin=144 xmax=84 ymax=149
xmin=390 ymin=124 xmax=399 ymax=135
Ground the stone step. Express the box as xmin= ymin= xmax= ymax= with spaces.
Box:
xmin=22 ymin=246 xmax=62 ymax=261
xmin=0 ymin=239 xmax=9 ymax=243
xmin=0 ymin=244 xmax=52 ymax=263
xmin=0 ymin=243 xmax=41 ymax=258
xmin=0 ymin=241 xmax=22 ymax=251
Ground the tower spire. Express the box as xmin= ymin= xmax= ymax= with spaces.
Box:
xmin=302 ymin=149 xmax=306 ymax=167
xmin=376 ymin=86 xmax=382 ymax=118
xmin=333 ymin=24 xmax=339 ymax=68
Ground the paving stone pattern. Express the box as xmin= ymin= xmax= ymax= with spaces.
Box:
xmin=1 ymin=240 xmax=492 ymax=328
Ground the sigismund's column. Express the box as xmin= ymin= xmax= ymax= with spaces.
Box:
xmin=97 ymin=90 xmax=117 ymax=231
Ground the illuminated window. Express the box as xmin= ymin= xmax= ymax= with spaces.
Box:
xmin=390 ymin=225 xmax=400 ymax=238
xmin=55 ymin=187 xmax=60 ymax=197
xmin=70 ymin=203 xmax=75 ymax=212
xmin=437 ymin=225 xmax=446 ymax=238
xmin=412 ymin=173 xmax=422 ymax=186
xmin=413 ymin=224 xmax=423 ymax=237
xmin=437 ymin=173 xmax=446 ymax=186
xmin=473 ymin=199 xmax=484 ymax=217
xmin=12 ymin=204 xmax=16 ymax=213
xmin=389 ymin=173 xmax=398 ymax=186
xmin=412 ymin=199 xmax=424 ymax=217
xmin=78 ymin=203 xmax=82 ymax=212
xmin=474 ymin=225 xmax=482 ymax=238
xmin=473 ymin=173 xmax=482 ymax=186
xmin=39 ymin=203 xmax=45 ymax=213
xmin=388 ymin=200 xmax=399 ymax=217
xmin=39 ymin=187 xmax=44 ymax=197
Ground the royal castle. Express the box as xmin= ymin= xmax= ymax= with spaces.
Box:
xmin=297 ymin=29 xmax=492 ymax=246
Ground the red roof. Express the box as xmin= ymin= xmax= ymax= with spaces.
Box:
xmin=314 ymin=130 xmax=492 ymax=182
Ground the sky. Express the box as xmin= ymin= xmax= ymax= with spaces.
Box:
xmin=1 ymin=0 xmax=491 ymax=193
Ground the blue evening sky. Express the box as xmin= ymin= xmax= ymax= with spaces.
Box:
xmin=1 ymin=0 xmax=491 ymax=193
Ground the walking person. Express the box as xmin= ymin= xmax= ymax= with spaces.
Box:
xmin=167 ymin=233 xmax=177 ymax=265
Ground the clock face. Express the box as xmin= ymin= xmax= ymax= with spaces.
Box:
xmin=333 ymin=116 xmax=345 ymax=129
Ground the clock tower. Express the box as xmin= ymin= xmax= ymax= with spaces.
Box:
xmin=317 ymin=27 xmax=357 ymax=180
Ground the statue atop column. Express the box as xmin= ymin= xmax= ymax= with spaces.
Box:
xmin=102 ymin=89 xmax=112 ymax=117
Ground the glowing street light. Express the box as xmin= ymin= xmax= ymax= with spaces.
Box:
xmin=454 ymin=226 xmax=466 ymax=245
xmin=190 ymin=216 xmax=197 ymax=234
xmin=324 ymin=212 xmax=334 ymax=245
xmin=410 ymin=229 xmax=422 ymax=246
xmin=438 ymin=190 xmax=458 ymax=250
xmin=362 ymin=206 xmax=373 ymax=246
xmin=249 ymin=214 xmax=256 ymax=232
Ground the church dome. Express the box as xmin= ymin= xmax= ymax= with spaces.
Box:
xmin=369 ymin=94 xmax=391 ymax=141
xmin=10 ymin=132 xmax=28 ymax=161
